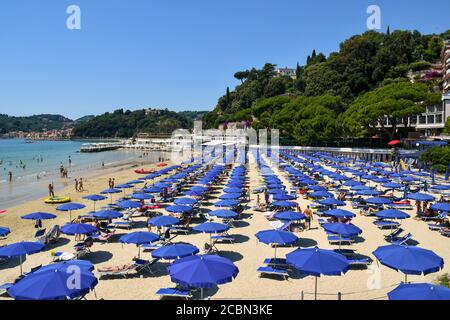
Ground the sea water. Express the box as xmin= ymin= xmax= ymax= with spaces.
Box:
xmin=0 ymin=139 xmax=163 ymax=208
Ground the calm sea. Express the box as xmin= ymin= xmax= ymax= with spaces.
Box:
xmin=0 ymin=139 xmax=163 ymax=208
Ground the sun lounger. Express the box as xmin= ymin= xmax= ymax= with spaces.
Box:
xmin=384 ymin=228 xmax=404 ymax=241
xmin=211 ymin=234 xmax=234 ymax=244
xmin=156 ymin=288 xmax=193 ymax=300
xmin=257 ymin=266 xmax=289 ymax=280
xmin=270 ymin=220 xmax=291 ymax=231
xmin=440 ymin=229 xmax=450 ymax=237
xmin=428 ymin=223 xmax=445 ymax=231
xmin=108 ymin=220 xmax=133 ymax=230
xmin=390 ymin=233 xmax=413 ymax=245
xmin=347 ymin=257 xmax=371 ymax=267
xmin=0 ymin=283 xmax=13 ymax=296
xmin=91 ymin=231 xmax=115 ymax=243
xmin=374 ymin=220 xmax=400 ymax=229
xmin=134 ymin=258 xmax=159 ymax=276
xmin=327 ymin=236 xmax=354 ymax=244
xmin=169 ymin=226 xmax=190 ymax=235
xmin=53 ymin=252 xmax=76 ymax=261
xmin=263 ymin=258 xmax=290 ymax=268
xmin=418 ymin=213 xmax=439 ymax=221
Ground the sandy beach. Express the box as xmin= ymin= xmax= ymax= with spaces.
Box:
xmin=1 ymin=150 xmax=449 ymax=300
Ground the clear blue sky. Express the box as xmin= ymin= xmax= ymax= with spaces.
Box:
xmin=0 ymin=0 xmax=449 ymax=119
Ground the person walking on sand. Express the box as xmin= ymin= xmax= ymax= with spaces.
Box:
xmin=304 ymin=205 xmax=313 ymax=230
xmin=78 ymin=178 xmax=84 ymax=192
xmin=48 ymin=183 xmax=55 ymax=198
xmin=75 ymin=179 xmax=79 ymax=192
xmin=108 ymin=178 xmax=112 ymax=189
xmin=112 ymin=178 xmax=115 ymax=188
xmin=8 ymin=171 xmax=12 ymax=183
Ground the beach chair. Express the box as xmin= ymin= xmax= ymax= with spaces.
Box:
xmin=0 ymin=283 xmax=13 ymax=297
xmin=327 ymin=235 xmax=354 ymax=245
xmin=270 ymin=220 xmax=291 ymax=231
xmin=156 ymin=288 xmax=194 ymax=300
xmin=211 ymin=233 xmax=234 ymax=244
xmin=390 ymin=233 xmax=413 ymax=245
xmin=384 ymin=228 xmax=404 ymax=241
xmin=257 ymin=266 xmax=289 ymax=280
xmin=374 ymin=220 xmax=400 ymax=229
xmin=428 ymin=223 xmax=445 ymax=231
xmin=45 ymin=225 xmax=61 ymax=244
xmin=418 ymin=213 xmax=439 ymax=221
xmin=263 ymin=258 xmax=290 ymax=268
xmin=108 ymin=220 xmax=133 ymax=230
xmin=34 ymin=228 xmax=47 ymax=244
xmin=169 ymin=225 xmax=190 ymax=235
xmin=134 ymin=258 xmax=160 ymax=276
xmin=440 ymin=228 xmax=450 ymax=237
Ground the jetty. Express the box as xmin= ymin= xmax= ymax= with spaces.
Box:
xmin=80 ymin=142 xmax=123 ymax=153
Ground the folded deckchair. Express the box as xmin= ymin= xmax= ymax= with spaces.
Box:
xmin=257 ymin=266 xmax=289 ymax=280
xmin=156 ymin=288 xmax=193 ymax=300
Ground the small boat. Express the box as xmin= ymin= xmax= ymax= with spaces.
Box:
xmin=134 ymin=169 xmax=156 ymax=174
xmin=44 ymin=197 xmax=71 ymax=204
xmin=0 ymin=210 xmax=6 ymax=214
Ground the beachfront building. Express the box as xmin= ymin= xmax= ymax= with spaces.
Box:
xmin=442 ymin=40 xmax=450 ymax=93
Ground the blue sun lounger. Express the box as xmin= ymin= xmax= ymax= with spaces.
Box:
xmin=257 ymin=266 xmax=289 ymax=280
xmin=263 ymin=258 xmax=290 ymax=269
xmin=0 ymin=283 xmax=13 ymax=296
xmin=327 ymin=235 xmax=354 ymax=244
xmin=211 ymin=234 xmax=234 ymax=244
xmin=156 ymin=288 xmax=193 ymax=300
xmin=384 ymin=228 xmax=404 ymax=241
xmin=374 ymin=220 xmax=400 ymax=229
xmin=390 ymin=233 xmax=413 ymax=245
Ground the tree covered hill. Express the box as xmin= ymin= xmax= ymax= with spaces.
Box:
xmin=72 ymin=109 xmax=206 ymax=138
xmin=202 ymin=29 xmax=450 ymax=145
xmin=0 ymin=114 xmax=73 ymax=134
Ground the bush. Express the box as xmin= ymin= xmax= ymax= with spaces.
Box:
xmin=435 ymin=273 xmax=450 ymax=287
xmin=409 ymin=61 xmax=432 ymax=72
xmin=419 ymin=147 xmax=450 ymax=173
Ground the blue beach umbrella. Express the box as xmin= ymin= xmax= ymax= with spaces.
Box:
xmin=319 ymin=198 xmax=345 ymax=207
xmin=131 ymin=193 xmax=153 ymax=200
xmin=147 ymin=215 xmax=180 ymax=227
xmin=274 ymin=211 xmax=306 ymax=221
xmin=223 ymin=188 xmax=243 ymax=194
xmin=83 ymin=194 xmax=107 ymax=211
xmin=174 ymin=198 xmax=198 ymax=206
xmin=167 ymin=254 xmax=239 ymax=299
xmin=92 ymin=210 xmax=123 ymax=220
xmin=376 ymin=209 xmax=410 ymax=220
xmin=166 ymin=205 xmax=193 ymax=214
xmin=309 ymin=191 xmax=333 ymax=199
xmin=0 ymin=226 xmax=11 ymax=237
xmin=407 ymin=193 xmax=435 ymax=202
xmin=322 ymin=223 xmax=362 ymax=237
xmin=209 ymin=210 xmax=239 ymax=219
xmin=143 ymin=187 xmax=163 ymax=194
xmin=115 ymin=184 xmax=133 ymax=189
xmin=194 ymin=222 xmax=229 ymax=246
xmin=214 ymin=200 xmax=240 ymax=208
xmin=286 ymin=247 xmax=349 ymax=300
xmin=7 ymin=263 xmax=97 ymax=300
xmin=60 ymin=223 xmax=98 ymax=236
xmin=152 ymin=243 xmax=199 ymax=260
xmin=219 ymin=193 xmax=242 ymax=200
xmin=272 ymin=201 xmax=297 ymax=208
xmin=373 ymin=245 xmax=444 ymax=282
xmin=21 ymin=212 xmax=57 ymax=220
xmin=256 ymin=230 xmax=298 ymax=259
xmin=56 ymin=203 xmax=86 ymax=221
xmin=323 ymin=209 xmax=356 ymax=219
xmin=430 ymin=202 xmax=450 ymax=212
xmin=100 ymin=188 xmax=122 ymax=204
xmin=365 ymin=197 xmax=392 ymax=205
xmin=388 ymin=283 xmax=450 ymax=300
xmin=355 ymin=189 xmax=381 ymax=196
xmin=119 ymin=231 xmax=160 ymax=258
xmin=0 ymin=242 xmax=45 ymax=275
xmin=117 ymin=200 xmax=141 ymax=209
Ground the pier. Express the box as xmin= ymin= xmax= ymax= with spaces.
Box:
xmin=80 ymin=142 xmax=123 ymax=153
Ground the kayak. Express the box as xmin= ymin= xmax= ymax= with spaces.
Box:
xmin=134 ymin=169 xmax=155 ymax=174
xmin=0 ymin=210 xmax=6 ymax=214
xmin=44 ymin=197 xmax=71 ymax=204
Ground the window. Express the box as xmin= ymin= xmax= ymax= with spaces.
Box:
xmin=419 ymin=116 xmax=426 ymax=124
xmin=427 ymin=115 xmax=435 ymax=124
xmin=436 ymin=105 xmax=443 ymax=112
xmin=436 ymin=114 xmax=443 ymax=124
xmin=427 ymin=105 xmax=435 ymax=113
xmin=410 ymin=117 xmax=417 ymax=125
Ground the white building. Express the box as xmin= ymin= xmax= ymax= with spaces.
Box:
xmin=276 ymin=67 xmax=296 ymax=79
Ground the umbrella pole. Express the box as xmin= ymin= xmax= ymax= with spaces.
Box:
xmin=19 ymin=255 xmax=23 ymax=276
xmin=405 ymin=274 xmax=408 ymax=284
xmin=201 ymin=288 xmax=204 ymax=300
xmin=138 ymin=245 xmax=141 ymax=259
xmin=314 ymin=276 xmax=318 ymax=301
xmin=274 ymin=246 xmax=277 ymax=260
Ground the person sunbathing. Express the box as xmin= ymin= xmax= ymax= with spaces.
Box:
xmin=98 ymin=264 xmax=134 ymax=272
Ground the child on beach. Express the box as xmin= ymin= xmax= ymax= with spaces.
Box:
xmin=78 ymin=178 xmax=84 ymax=192
xmin=48 ymin=183 xmax=55 ymax=198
